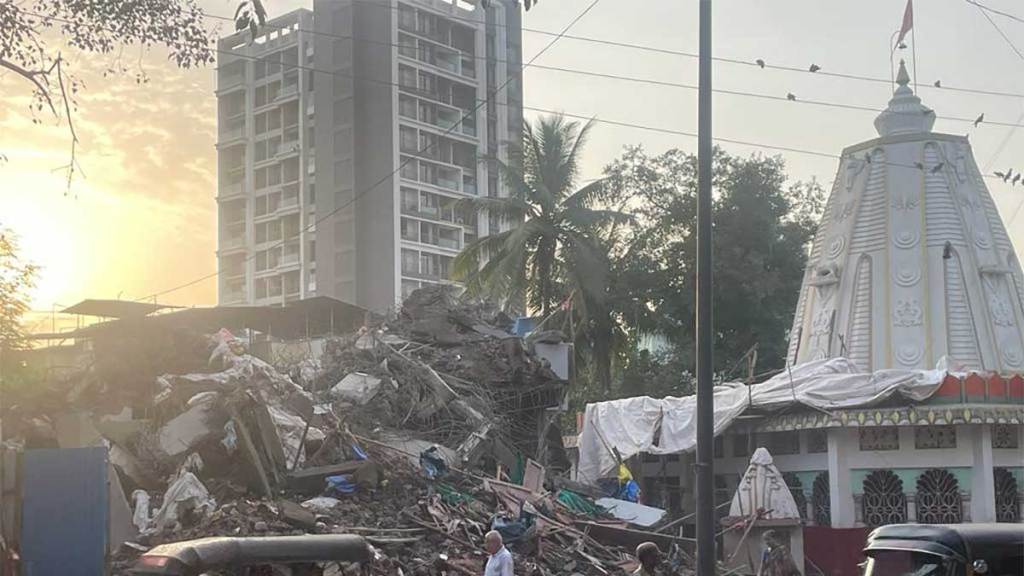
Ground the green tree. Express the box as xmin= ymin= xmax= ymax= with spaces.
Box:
xmin=603 ymin=145 xmax=823 ymax=395
xmin=452 ymin=114 xmax=628 ymax=391
xmin=0 ymin=229 xmax=37 ymax=351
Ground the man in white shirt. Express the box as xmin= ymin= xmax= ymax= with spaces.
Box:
xmin=483 ymin=530 xmax=514 ymax=576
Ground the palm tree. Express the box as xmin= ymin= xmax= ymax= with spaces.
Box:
xmin=452 ymin=114 xmax=627 ymax=391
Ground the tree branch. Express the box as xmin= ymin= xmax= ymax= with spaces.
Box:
xmin=55 ymin=55 xmax=78 ymax=195
xmin=0 ymin=58 xmax=57 ymax=116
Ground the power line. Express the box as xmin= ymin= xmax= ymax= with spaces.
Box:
xmin=971 ymin=0 xmax=1024 ymax=61
xmin=139 ymin=0 xmax=605 ymax=300
xmin=203 ymin=0 xmax=1024 ymax=102
xmin=966 ymin=0 xmax=1024 ymax=26
xmin=17 ymin=4 xmax=1024 ymax=131
xmin=198 ymin=6 xmax=1024 ymax=129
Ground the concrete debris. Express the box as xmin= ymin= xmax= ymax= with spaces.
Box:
xmin=7 ymin=287 xmax=682 ymax=576
xmin=329 ymin=372 xmax=384 ymax=404
xmin=157 ymin=395 xmax=224 ymax=457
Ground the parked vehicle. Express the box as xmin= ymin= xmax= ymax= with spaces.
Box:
xmin=130 ymin=534 xmax=373 ymax=575
xmin=862 ymin=524 xmax=1024 ymax=576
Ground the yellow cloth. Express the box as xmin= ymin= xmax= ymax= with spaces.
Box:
xmin=617 ymin=463 xmax=633 ymax=483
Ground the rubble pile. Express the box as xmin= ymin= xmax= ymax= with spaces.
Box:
xmin=7 ymin=286 xmax=692 ymax=575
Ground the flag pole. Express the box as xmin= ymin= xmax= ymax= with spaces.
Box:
xmin=889 ymin=29 xmax=899 ymax=93
xmin=911 ymin=18 xmax=919 ymax=92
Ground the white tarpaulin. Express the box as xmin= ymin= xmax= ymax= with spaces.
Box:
xmin=576 ymin=358 xmax=945 ymax=483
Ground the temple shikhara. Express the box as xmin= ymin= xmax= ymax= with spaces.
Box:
xmin=575 ymin=62 xmax=1024 ymax=574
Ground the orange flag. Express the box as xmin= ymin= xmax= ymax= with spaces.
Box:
xmin=896 ymin=0 xmax=914 ymax=46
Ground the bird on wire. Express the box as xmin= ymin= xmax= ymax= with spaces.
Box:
xmin=1013 ymin=174 xmax=1021 ymax=186
xmin=809 ymin=64 xmax=821 ymax=73
xmin=934 ymin=80 xmax=942 ymax=88
xmin=787 ymin=93 xmax=797 ymax=101
xmin=914 ymin=162 xmax=925 ymax=171
xmin=974 ymin=113 xmax=985 ymax=127
xmin=931 ymin=163 xmax=944 ymax=174
xmin=756 ymin=59 xmax=765 ymax=68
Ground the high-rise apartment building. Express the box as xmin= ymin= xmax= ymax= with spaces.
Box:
xmin=216 ymin=0 xmax=523 ymax=313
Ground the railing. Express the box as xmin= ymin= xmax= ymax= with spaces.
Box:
xmin=221 ymin=234 xmax=246 ymax=249
xmin=220 ymin=181 xmax=244 ymax=198
xmin=218 ymin=72 xmax=245 ymax=91
xmin=219 ymin=125 xmax=245 ymax=142
xmin=222 ymin=289 xmax=246 ymax=303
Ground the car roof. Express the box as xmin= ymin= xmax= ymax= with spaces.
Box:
xmin=865 ymin=524 xmax=1024 ymax=561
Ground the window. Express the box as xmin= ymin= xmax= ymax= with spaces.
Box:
xmin=915 ymin=469 xmax=962 ymax=524
xmin=255 ymin=167 xmax=268 ymax=189
xmin=308 ymin=183 xmax=316 ymax=204
xmin=308 ymin=241 xmax=316 ymax=262
xmin=812 ymin=472 xmax=830 ymax=526
xmin=399 ymin=95 xmax=417 ymax=119
xmin=282 ymin=157 xmax=300 ymax=183
xmin=807 ymin=429 xmax=828 ymax=453
xmin=732 ymin=434 xmax=749 ymax=458
xmin=914 ymin=426 xmax=956 ymax=449
xmin=255 ymin=113 xmax=268 ymax=135
xmin=401 ymin=279 xmax=420 ymax=299
xmin=993 ymin=424 xmax=1019 ymax=449
xmin=401 ymin=218 xmax=418 ymax=241
xmin=401 ymin=188 xmax=419 ymax=213
xmin=255 ymin=85 xmax=268 ymax=107
xmin=400 ymin=126 xmax=418 ymax=152
xmin=420 ymin=191 xmax=440 ymax=216
xmin=861 ymin=470 xmax=907 ymax=527
xmin=398 ymin=65 xmax=417 ymax=89
xmin=994 ymin=467 xmax=1021 ymax=523
xmin=764 ymin=431 xmax=800 ymax=455
xmin=859 ymin=427 xmax=899 ymax=451
xmin=783 ymin=473 xmax=807 ymax=522
xmin=402 ymin=249 xmax=419 ymax=275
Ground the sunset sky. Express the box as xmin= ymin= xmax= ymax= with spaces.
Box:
xmin=2 ymin=0 xmax=1023 ymax=315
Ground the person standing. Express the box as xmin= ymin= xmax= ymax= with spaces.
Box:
xmin=484 ymin=530 xmax=514 ymax=576
xmin=758 ymin=530 xmax=801 ymax=576
xmin=634 ymin=542 xmax=661 ymax=576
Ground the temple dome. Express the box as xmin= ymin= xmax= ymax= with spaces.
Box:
xmin=788 ymin=65 xmax=1024 ymax=372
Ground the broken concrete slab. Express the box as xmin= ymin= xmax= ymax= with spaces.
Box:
xmin=329 ymin=372 xmax=383 ymax=405
xmin=266 ymin=405 xmax=325 ymax=470
xmin=110 ymin=443 xmax=158 ymax=489
xmin=109 ymin=462 xmax=138 ymax=551
xmin=158 ymin=397 xmax=225 ymax=457
xmin=278 ymin=499 xmax=317 ymax=529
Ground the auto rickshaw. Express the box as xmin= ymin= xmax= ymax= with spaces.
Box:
xmin=862 ymin=524 xmax=1024 ymax=576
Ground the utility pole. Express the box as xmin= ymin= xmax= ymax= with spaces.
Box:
xmin=695 ymin=0 xmax=715 ymax=574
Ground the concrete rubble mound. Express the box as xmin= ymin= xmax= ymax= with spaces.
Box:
xmin=4 ymin=285 xmax=695 ymax=576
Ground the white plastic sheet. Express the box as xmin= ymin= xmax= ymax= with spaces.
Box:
xmin=147 ymin=472 xmax=216 ymax=534
xmin=576 ymin=358 xmax=944 ymax=483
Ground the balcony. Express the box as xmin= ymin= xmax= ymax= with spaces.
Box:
xmin=219 ymin=181 xmax=244 ymax=200
xmin=221 ymin=288 xmax=247 ymax=303
xmin=219 ymin=118 xmax=246 ymax=144
xmin=217 ymin=71 xmax=246 ymax=92
xmin=220 ymin=233 xmax=246 ymax=251
xmin=277 ymin=82 xmax=299 ymax=102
